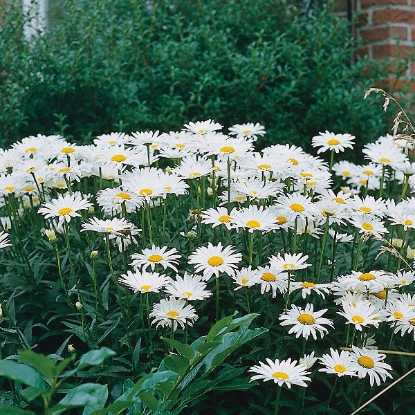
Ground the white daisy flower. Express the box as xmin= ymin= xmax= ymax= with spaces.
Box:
xmin=337 ymin=300 xmax=382 ymax=331
xmin=279 ymin=303 xmax=333 ymax=340
xmin=291 ymin=281 xmax=332 ymax=299
xmin=350 ymin=346 xmax=393 ymax=386
xmin=274 ymin=192 xmax=317 ymax=222
xmin=311 ymin=131 xmax=355 ymax=154
xmin=249 ymin=357 xmax=311 ymax=388
xmin=228 ymin=122 xmax=266 ymax=140
xmin=269 ymin=252 xmax=311 ymax=272
xmin=38 ymin=192 xmax=92 ymax=224
xmin=231 ymin=205 xmax=279 ymax=233
xmin=349 ymin=213 xmax=388 ymax=235
xmin=164 ymin=272 xmax=212 ymax=301
xmin=81 ymin=217 xmax=135 ymax=236
xmin=130 ymin=244 xmax=181 ymax=272
xmin=183 ymin=119 xmax=223 ymax=135
xmin=0 ymin=231 xmax=12 ymax=249
xmin=200 ymin=207 xmax=235 ymax=230
xmin=318 ymin=348 xmax=357 ymax=377
xmin=149 ymin=297 xmax=198 ymax=331
xmin=118 ymin=270 xmax=168 ymax=294
xmin=231 ymin=266 xmax=261 ymax=290
xmin=257 ymin=265 xmax=288 ymax=297
xmin=299 ymin=352 xmax=318 ymax=370
xmin=188 ymin=242 xmax=242 ymax=281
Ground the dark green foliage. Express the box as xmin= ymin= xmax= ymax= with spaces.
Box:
xmin=1 ymin=0 xmax=392 ymax=151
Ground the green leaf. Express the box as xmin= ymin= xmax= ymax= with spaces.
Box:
xmin=50 ymin=383 xmax=108 ymax=415
xmin=19 ymin=350 xmax=72 ymax=382
xmin=163 ymin=355 xmax=189 ymax=377
xmin=0 ymin=360 xmax=47 ymax=391
xmin=162 ymin=338 xmax=196 ymax=361
xmin=206 ymin=315 xmax=233 ymax=341
xmin=76 ymin=347 xmax=116 ymax=371
xmin=139 ymin=391 xmax=158 ymax=411
xmin=195 ymin=341 xmax=221 ymax=354
xmin=156 ymin=380 xmax=175 ymax=397
xmin=0 ymin=408 xmax=37 ymax=415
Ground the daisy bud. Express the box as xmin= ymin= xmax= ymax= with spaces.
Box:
xmin=197 ymin=186 xmax=202 ymax=195
xmin=90 ymin=250 xmax=99 ymax=260
xmin=165 ymin=166 xmax=172 ymax=174
xmin=0 ymin=304 xmax=3 ymax=319
xmin=392 ymin=238 xmax=403 ymax=248
xmin=44 ymin=229 xmax=57 ymax=243
xmin=68 ymin=344 xmax=76 ymax=353
xmin=206 ymin=187 xmax=214 ymax=197
xmin=186 ymin=230 xmax=197 ymax=239
xmin=407 ymin=246 xmax=415 ymax=260
xmin=88 ymin=205 xmax=95 ymax=214
xmin=75 ymin=301 xmax=83 ymax=310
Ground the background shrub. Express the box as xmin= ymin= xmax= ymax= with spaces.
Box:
xmin=0 ymin=0 xmax=394 ymax=154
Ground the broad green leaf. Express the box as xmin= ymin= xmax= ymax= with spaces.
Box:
xmin=215 ymin=377 xmax=254 ymax=391
xmin=163 ymin=355 xmax=189 ymax=377
xmin=156 ymin=380 xmax=175 ymax=397
xmin=206 ymin=315 xmax=233 ymax=341
xmin=0 ymin=360 xmax=47 ymax=391
xmin=162 ymin=338 xmax=196 ymax=361
xmin=19 ymin=350 xmax=72 ymax=382
xmin=194 ymin=341 xmax=221 ymax=354
xmin=50 ymin=383 xmax=108 ymax=415
xmin=76 ymin=347 xmax=116 ymax=371
xmin=139 ymin=391 xmax=158 ymax=411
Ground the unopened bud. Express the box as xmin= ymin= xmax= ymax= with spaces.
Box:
xmin=68 ymin=344 xmax=76 ymax=353
xmin=75 ymin=301 xmax=83 ymax=310
xmin=90 ymin=250 xmax=99 ymax=260
xmin=392 ymin=238 xmax=403 ymax=248
xmin=45 ymin=229 xmax=57 ymax=243
xmin=88 ymin=206 xmax=95 ymax=214
xmin=407 ymin=246 xmax=415 ymax=260
xmin=206 ymin=187 xmax=213 ymax=197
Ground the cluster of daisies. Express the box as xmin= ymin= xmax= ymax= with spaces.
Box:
xmin=1 ymin=119 xmax=415 ymax=395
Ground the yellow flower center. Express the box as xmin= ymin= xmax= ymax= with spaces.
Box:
xmin=258 ymin=164 xmax=271 ymax=170
xmin=116 ymin=192 xmax=131 ymax=200
xmin=243 ymin=129 xmax=251 ymax=135
xmin=58 ymin=207 xmax=73 ymax=215
xmin=393 ymin=311 xmax=404 ymax=319
xmin=300 ymin=172 xmax=313 ymax=178
xmin=111 ymin=154 xmax=127 ymax=162
xmin=184 ymin=291 xmax=193 ymax=298
xmin=189 ymin=172 xmax=200 ymax=178
xmin=301 ymin=281 xmax=315 ymax=288
xmin=359 ymin=179 xmax=368 ymax=185
xmin=3 ymin=186 xmax=14 ymax=192
xmin=276 ymin=216 xmax=287 ymax=225
xmin=362 ymin=169 xmax=374 ymax=176
xmin=261 ymin=272 xmax=276 ymax=282
xmin=362 ymin=223 xmax=373 ymax=231
xmin=288 ymin=158 xmax=298 ymax=165
xmin=342 ymin=171 xmax=351 ymax=177
xmin=61 ymin=147 xmax=75 ymax=153
xmin=405 ymin=219 xmax=413 ymax=226
xmin=167 ymin=311 xmax=180 ymax=318
xmin=327 ymin=138 xmax=340 ymax=146
xmin=59 ymin=167 xmax=71 ymax=173
xmin=246 ymin=220 xmax=261 ymax=228
xmin=140 ymin=285 xmax=152 ymax=291
xmin=360 ymin=207 xmax=372 ymax=213
xmin=334 ymin=364 xmax=346 ymax=373
xmin=352 ymin=315 xmax=364 ymax=324
xmin=208 ymin=256 xmax=224 ymax=267
xmin=357 ymin=356 xmax=375 ymax=369
xmin=283 ymin=263 xmax=295 ymax=269
xmin=379 ymin=157 xmax=391 ymax=163
xmin=359 ymin=273 xmax=375 ymax=281
xmin=220 ymin=146 xmax=235 ymax=153
xmin=333 ymin=196 xmax=344 ymax=203
xmin=176 ymin=143 xmax=185 ymax=149
xmin=235 ymin=196 xmax=245 ymax=202
xmin=374 ymin=290 xmax=387 ymax=299
xmin=241 ymin=278 xmax=249 ymax=285
xmin=25 ymin=147 xmax=37 ymax=153
xmin=290 ymin=203 xmax=305 ymax=212
xmin=148 ymin=254 xmax=163 ymax=263
xmin=139 ymin=188 xmax=153 ymax=196
xmin=297 ymin=313 xmax=316 ymax=325
xmin=106 ymin=227 xmax=115 ymax=231
xmin=218 ymin=215 xmax=232 ymax=223
xmin=272 ymin=371 xmax=289 ymax=380
xmin=409 ymin=318 xmax=415 ymax=326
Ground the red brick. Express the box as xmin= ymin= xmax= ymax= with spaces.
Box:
xmin=360 ymin=26 xmax=407 ymax=42
xmin=411 ymin=28 xmax=415 ymax=40
xmin=361 ymin=0 xmax=408 ymax=6
xmin=357 ymin=11 xmax=369 ymax=26
xmin=373 ymin=9 xmax=415 ymax=24
xmin=372 ymin=43 xmax=414 ymax=58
